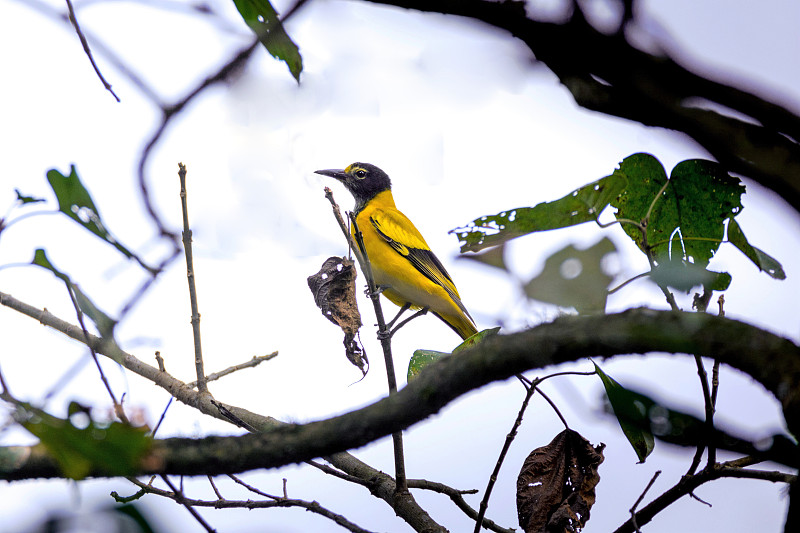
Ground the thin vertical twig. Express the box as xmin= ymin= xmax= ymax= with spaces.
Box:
xmin=349 ymin=213 xmax=407 ymax=494
xmin=323 ymin=189 xmax=407 ymax=494
xmin=179 ymin=163 xmax=207 ymax=393
xmin=63 ymin=281 xmax=129 ymax=424
xmin=712 ymin=295 xmax=725 ymax=410
xmin=473 ymin=379 xmax=537 ymax=533
xmin=638 ymin=179 xmax=716 ymax=472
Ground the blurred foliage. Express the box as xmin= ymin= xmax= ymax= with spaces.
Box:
xmin=16 ymin=401 xmax=151 ymax=480
xmin=32 ymin=248 xmax=120 ymax=354
xmin=46 ymin=165 xmax=138 ymax=262
xmin=593 ymin=361 xmax=655 ymax=463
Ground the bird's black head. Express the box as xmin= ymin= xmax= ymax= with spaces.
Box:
xmin=315 ymin=162 xmax=392 ymax=211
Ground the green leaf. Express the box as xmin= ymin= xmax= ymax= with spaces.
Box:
xmin=727 ymin=218 xmax=786 ymax=279
xmin=665 ymin=160 xmax=744 ymax=266
xmin=233 ymin=0 xmax=303 ymax=82
xmin=612 ymin=155 xmax=745 ymax=270
xmin=407 ymin=349 xmax=450 ymax=382
xmin=609 ymin=153 xmax=669 ymax=251
xmin=452 ymin=327 xmax=501 ymax=354
xmin=593 ymin=362 xmax=654 ymax=462
xmin=649 ymin=260 xmax=731 ymax=292
xmin=456 ymin=243 xmax=508 ymax=271
xmin=46 ymin=166 xmax=136 ymax=260
xmin=32 ymin=249 xmax=119 ymax=354
xmin=453 ymin=173 xmax=627 ymax=253
xmin=15 ymin=189 xmax=46 ymax=204
xmin=409 ymin=327 xmax=501 ymax=380
xmin=524 ymin=238 xmax=617 ymax=314
xmin=17 ymin=401 xmax=151 ymax=480
xmin=32 ymin=248 xmax=69 ymax=282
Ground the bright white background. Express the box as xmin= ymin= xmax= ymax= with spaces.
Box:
xmin=1 ymin=0 xmax=799 ymax=531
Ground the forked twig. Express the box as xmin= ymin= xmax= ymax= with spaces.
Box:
xmin=161 ymin=475 xmax=216 ymax=532
xmin=629 ymin=470 xmax=661 ymax=532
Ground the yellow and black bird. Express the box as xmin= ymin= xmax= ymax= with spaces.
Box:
xmin=316 ymin=162 xmax=478 ymax=340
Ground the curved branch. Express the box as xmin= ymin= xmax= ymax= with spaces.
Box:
xmin=3 ymin=292 xmax=798 ymax=480
xmin=361 ymin=0 xmax=800 ymax=213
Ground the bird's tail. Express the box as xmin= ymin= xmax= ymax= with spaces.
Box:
xmin=436 ymin=311 xmax=478 ymax=341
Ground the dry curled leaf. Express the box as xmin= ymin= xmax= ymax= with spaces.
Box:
xmin=517 ymin=429 xmax=604 ymax=533
xmin=307 ymin=257 xmax=368 ymax=376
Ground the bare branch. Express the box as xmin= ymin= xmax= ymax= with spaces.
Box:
xmin=614 ymin=467 xmax=796 ymax=533
xmin=178 ymin=163 xmax=207 ymax=393
xmin=3 ymin=291 xmax=798 ymax=479
xmin=125 ymin=476 xmax=378 ymax=533
xmin=65 ymin=0 xmax=119 ymax=101
xmin=161 ymin=475 xmax=216 ymax=533
xmin=188 ymin=353 xmax=279 ymax=389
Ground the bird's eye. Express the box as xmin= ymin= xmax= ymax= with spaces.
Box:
xmin=354 ymin=170 xmax=367 ymax=179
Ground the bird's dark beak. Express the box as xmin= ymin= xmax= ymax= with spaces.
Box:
xmin=315 ymin=169 xmax=348 ymax=181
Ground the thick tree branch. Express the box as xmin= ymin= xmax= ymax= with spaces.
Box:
xmin=2 ymin=293 xmax=798 ymax=481
xmin=362 ymin=0 xmax=800 ymax=213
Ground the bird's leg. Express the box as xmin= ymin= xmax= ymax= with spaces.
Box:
xmin=385 ymin=303 xmax=412 ymax=330
xmin=378 ymin=307 xmax=429 ymax=340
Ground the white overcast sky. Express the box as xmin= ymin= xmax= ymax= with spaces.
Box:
xmin=1 ymin=0 xmax=800 ymax=532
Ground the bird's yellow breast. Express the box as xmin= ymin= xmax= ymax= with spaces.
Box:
xmin=352 ymin=191 xmax=463 ymax=314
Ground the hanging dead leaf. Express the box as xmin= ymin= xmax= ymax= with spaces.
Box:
xmin=307 ymin=256 xmax=368 ymax=376
xmin=517 ymin=429 xmax=604 ymax=533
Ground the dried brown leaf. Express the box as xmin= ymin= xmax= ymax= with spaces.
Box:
xmin=307 ymin=257 xmax=368 ymax=375
xmin=517 ymin=429 xmax=604 ymax=533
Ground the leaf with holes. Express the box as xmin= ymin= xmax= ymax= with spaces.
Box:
xmin=452 ymin=173 xmax=627 ymax=253
xmin=16 ymin=401 xmax=151 ymax=480
xmin=307 ymin=256 xmax=367 ymax=375
xmin=233 ymin=0 xmax=303 ymax=82
xmin=594 ymin=362 xmax=654 ymax=463
xmin=516 ymin=428 xmax=604 ymax=533
xmin=46 ymin=166 xmax=136 ymax=261
xmin=523 ymin=238 xmax=617 ymax=314
xmin=612 ymin=155 xmax=744 ymax=269
xmin=610 ymin=153 xmax=669 ymax=253
xmin=727 ymin=218 xmax=785 ymax=280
